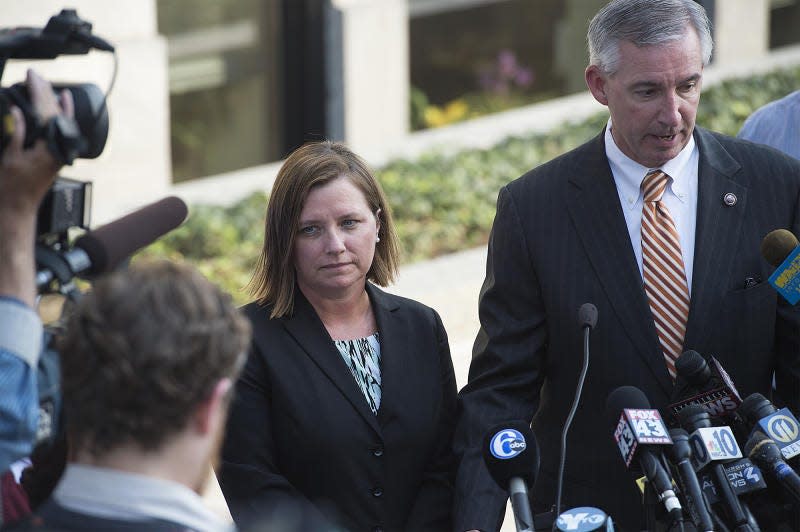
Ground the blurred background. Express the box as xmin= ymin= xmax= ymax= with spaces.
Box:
xmin=6 ymin=0 xmax=800 ymax=222
xmin=7 ymin=1 xmax=800 ymax=526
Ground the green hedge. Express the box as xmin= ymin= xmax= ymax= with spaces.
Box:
xmin=139 ymin=66 xmax=800 ymax=303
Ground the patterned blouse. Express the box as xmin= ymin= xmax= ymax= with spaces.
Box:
xmin=334 ymin=333 xmax=382 ymax=415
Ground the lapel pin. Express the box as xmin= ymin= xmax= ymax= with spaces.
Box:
xmin=722 ymin=192 xmax=737 ymax=207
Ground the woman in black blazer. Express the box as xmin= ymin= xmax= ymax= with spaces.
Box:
xmin=218 ymin=141 xmax=457 ymax=532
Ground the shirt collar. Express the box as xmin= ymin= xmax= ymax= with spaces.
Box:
xmin=53 ymin=464 xmax=232 ymax=532
xmin=605 ymin=120 xmax=697 ymax=208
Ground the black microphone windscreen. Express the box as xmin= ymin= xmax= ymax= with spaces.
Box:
xmin=738 ymin=393 xmax=776 ymax=427
xmin=676 ymin=403 xmax=711 ymax=431
xmin=75 ymin=196 xmax=188 ymax=275
xmin=744 ymin=430 xmax=783 ymax=464
xmin=605 ymin=385 xmax=651 ymax=430
xmin=482 ymin=421 xmax=539 ymax=488
xmin=761 ymin=229 xmax=798 ymax=267
xmin=667 ymin=428 xmax=691 ymax=461
xmin=674 ymin=350 xmax=711 ymax=385
xmin=578 ymin=303 xmax=598 ymax=329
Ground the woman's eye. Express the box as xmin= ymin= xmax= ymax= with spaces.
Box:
xmin=300 ymin=226 xmax=318 ymax=236
xmin=342 ymin=219 xmax=358 ymax=228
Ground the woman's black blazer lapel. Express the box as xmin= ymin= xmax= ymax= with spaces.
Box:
xmin=366 ymin=283 xmax=406 ymax=426
xmin=281 ymin=288 xmax=382 ymax=435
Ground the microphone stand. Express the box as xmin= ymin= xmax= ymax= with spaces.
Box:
xmin=553 ymin=303 xmax=597 ymax=530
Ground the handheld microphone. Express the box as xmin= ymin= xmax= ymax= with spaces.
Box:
xmin=678 ymin=405 xmax=755 ymax=531
xmin=483 ymin=421 xmax=539 ymax=532
xmin=36 ymin=196 xmax=189 ymax=290
xmin=744 ymin=430 xmax=800 ymax=505
xmin=667 ymin=350 xmax=742 ymax=422
xmin=761 ymin=229 xmax=800 ymax=304
xmin=605 ymin=386 xmax=682 ymax=525
xmin=666 ymin=428 xmax=715 ymax=532
xmin=738 ymin=393 xmax=800 ymax=462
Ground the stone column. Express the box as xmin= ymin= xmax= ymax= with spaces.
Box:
xmin=327 ymin=0 xmax=410 ymax=158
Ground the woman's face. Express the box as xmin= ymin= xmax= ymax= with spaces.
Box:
xmin=293 ymin=176 xmax=380 ymax=299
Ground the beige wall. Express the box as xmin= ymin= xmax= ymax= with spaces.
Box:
xmin=331 ymin=0 xmax=410 ymax=159
xmin=712 ymin=0 xmax=770 ymax=65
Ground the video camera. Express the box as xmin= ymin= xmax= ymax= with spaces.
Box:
xmin=0 ymin=9 xmax=115 ymax=447
xmin=0 ymin=9 xmax=113 ymax=282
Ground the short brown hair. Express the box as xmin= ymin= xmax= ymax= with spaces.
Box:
xmin=249 ymin=141 xmax=400 ymax=317
xmin=58 ymin=260 xmax=251 ymax=457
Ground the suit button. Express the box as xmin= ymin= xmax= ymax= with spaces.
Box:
xmin=372 ymin=447 xmax=384 ymax=457
xmin=372 ymin=487 xmax=383 ymax=497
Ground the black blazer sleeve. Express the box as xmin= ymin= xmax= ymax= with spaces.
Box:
xmin=453 ymin=185 xmax=547 ymax=532
xmin=405 ymin=309 xmax=458 ymax=530
xmin=217 ymin=337 xmax=330 ymax=528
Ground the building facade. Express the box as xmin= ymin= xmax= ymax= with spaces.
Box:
xmin=4 ymin=0 xmax=798 ymax=223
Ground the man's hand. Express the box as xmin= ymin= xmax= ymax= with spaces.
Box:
xmin=0 ymin=69 xmax=75 ymax=306
xmin=0 ymin=69 xmax=74 ymax=216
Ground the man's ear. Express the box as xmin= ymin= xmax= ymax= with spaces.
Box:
xmin=194 ymin=378 xmax=233 ymax=435
xmin=585 ymin=65 xmax=609 ymax=106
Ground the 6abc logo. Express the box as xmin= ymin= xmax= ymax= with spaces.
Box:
xmin=490 ymin=428 xmax=527 ymax=459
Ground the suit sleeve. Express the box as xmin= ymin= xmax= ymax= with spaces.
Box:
xmin=406 ymin=309 xmax=458 ymax=531
xmin=453 ymin=185 xmax=549 ymax=532
xmin=217 ymin=339 xmax=329 ymax=529
xmin=773 ymin=187 xmax=800 ymax=413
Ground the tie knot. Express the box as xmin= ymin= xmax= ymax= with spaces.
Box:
xmin=642 ymin=170 xmax=669 ymax=203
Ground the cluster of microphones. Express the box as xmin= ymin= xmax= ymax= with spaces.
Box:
xmin=606 ymin=350 xmax=800 ymax=532
xmin=481 ymin=349 xmax=800 ymax=532
xmin=479 ymin=228 xmax=800 ymax=532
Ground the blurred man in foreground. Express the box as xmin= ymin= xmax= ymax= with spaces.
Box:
xmin=14 ymin=260 xmax=251 ymax=531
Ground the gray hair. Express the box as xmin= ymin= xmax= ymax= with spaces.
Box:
xmin=587 ymin=0 xmax=713 ymax=75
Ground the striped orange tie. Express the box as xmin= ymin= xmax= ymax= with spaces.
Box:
xmin=641 ymin=170 xmax=690 ymax=380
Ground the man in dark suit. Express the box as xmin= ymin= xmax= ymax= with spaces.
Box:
xmin=453 ymin=0 xmax=800 ymax=530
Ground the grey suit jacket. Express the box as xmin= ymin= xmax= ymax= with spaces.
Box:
xmin=219 ymin=283 xmax=458 ymax=532
xmin=453 ymin=127 xmax=800 ymax=531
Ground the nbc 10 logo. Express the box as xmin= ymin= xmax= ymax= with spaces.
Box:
xmin=490 ymin=429 xmax=527 ymax=459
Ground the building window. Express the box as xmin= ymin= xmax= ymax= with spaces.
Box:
xmin=408 ymin=0 xmax=606 ymax=130
xmin=157 ymin=0 xmax=282 ymax=182
xmin=770 ymin=0 xmax=800 ymax=49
